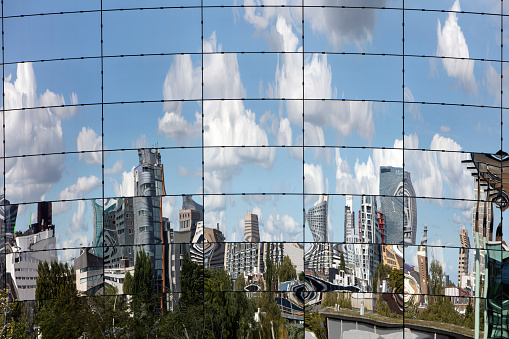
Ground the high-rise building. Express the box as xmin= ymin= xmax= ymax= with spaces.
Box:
xmin=417 ymin=222 xmax=429 ymax=306
xmin=471 ymin=186 xmax=488 ymax=282
xmin=0 ymin=196 xmax=18 ymax=288
xmin=182 ymin=195 xmax=204 ymax=219
xmin=244 ymin=212 xmax=260 ymax=242
xmin=134 ymin=148 xmax=166 ymax=291
xmin=344 ymin=195 xmax=355 ymax=240
xmin=189 ymin=221 xmax=225 ymax=269
xmin=458 ymin=228 xmax=470 ymax=285
xmin=342 ymin=195 xmax=357 ymax=271
xmin=224 ymin=242 xmax=284 ymax=282
xmin=354 ymin=196 xmax=382 ymax=290
xmin=5 ymin=202 xmax=56 ymax=301
xmin=179 ymin=195 xmax=203 ymax=236
xmin=308 ymin=195 xmax=328 ymax=243
xmin=114 ymin=198 xmax=135 ymax=267
xmin=379 ymin=166 xmax=417 ymax=245
xmin=91 ymin=199 xmax=120 ymax=267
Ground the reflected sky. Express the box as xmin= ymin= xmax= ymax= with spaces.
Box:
xmin=2 ymin=1 xmax=507 ymax=284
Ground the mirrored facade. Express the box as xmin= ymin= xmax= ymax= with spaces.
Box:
xmin=1 ymin=1 xmax=508 ymax=338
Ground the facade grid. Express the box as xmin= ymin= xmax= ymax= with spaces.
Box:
xmin=0 ymin=2 xmax=507 ymax=337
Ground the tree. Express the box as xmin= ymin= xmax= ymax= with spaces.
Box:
xmin=304 ymin=310 xmax=325 ymax=339
xmin=339 ymin=252 xmax=346 ymax=272
xmin=265 ymin=244 xmax=276 ymax=292
xmin=129 ymin=249 xmax=157 ymax=338
xmin=278 ymin=255 xmax=297 ymax=283
xmin=389 ymin=269 xmax=404 ymax=294
xmin=235 ymin=273 xmax=246 ymax=291
xmin=372 ymin=263 xmax=392 ymax=293
xmin=180 ymin=253 xmax=204 ymax=307
xmin=429 ymin=259 xmax=444 ymax=298
xmin=36 ymin=261 xmax=88 ymax=339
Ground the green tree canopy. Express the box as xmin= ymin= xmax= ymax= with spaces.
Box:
xmin=278 ymin=255 xmax=297 ymax=283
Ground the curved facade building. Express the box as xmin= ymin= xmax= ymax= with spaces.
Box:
xmin=379 ymin=166 xmax=417 ymax=246
xmin=134 ymin=148 xmax=165 ymax=290
xmin=307 ymin=195 xmax=328 ymax=243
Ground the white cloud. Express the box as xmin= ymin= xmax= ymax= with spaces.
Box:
xmin=104 ymin=159 xmax=123 ymax=175
xmin=440 ymin=125 xmax=451 ymax=133
xmin=304 ymin=122 xmax=331 ymax=164
xmin=430 ymin=134 xmax=473 ymax=202
xmin=162 ymin=195 xmax=178 ymax=224
xmin=277 ymin=117 xmax=292 ymax=146
xmin=159 ymin=54 xmax=202 ymax=143
xmin=113 ymin=166 xmax=135 ymax=197
xmin=133 ymin=134 xmax=148 ymax=148
xmin=53 ymin=175 xmax=101 ymax=215
xmin=71 ymin=200 xmax=88 ymax=232
xmin=202 ymin=33 xmax=276 ymax=171
xmin=158 ymin=111 xmax=201 ymax=143
xmin=57 ymin=175 xmax=101 ymax=201
xmin=243 ymin=0 xmax=298 ymax=34
xmin=304 ymin=163 xmax=324 ymax=195
xmin=77 ymin=127 xmax=102 ymax=165
xmin=162 ymin=54 xmax=201 ymax=111
xmin=204 ymin=171 xmax=227 ymax=212
xmin=4 ymin=63 xmax=78 ymax=204
xmin=436 ymin=0 xmax=477 ymax=93
xmin=268 ymin=17 xmax=374 ymax=142
xmin=404 ymin=86 xmax=422 ymax=121
xmin=306 ymin=0 xmax=384 ymax=51
xmin=264 ymin=213 xmax=301 ymax=242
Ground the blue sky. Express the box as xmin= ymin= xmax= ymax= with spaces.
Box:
xmin=2 ymin=0 xmax=508 ymax=283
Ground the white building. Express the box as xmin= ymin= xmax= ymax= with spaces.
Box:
xmin=6 ymin=227 xmax=57 ymax=301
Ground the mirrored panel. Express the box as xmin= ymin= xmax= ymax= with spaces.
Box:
xmin=405 ymin=9 xmax=501 ymax=62
xmin=204 ymin=194 xmax=303 ymax=242
xmin=204 ymin=99 xmax=302 ymax=147
xmin=104 ymin=101 xmax=202 ymax=149
xmin=405 ymin=56 xmax=497 ymax=107
xmin=304 ymin=6 xmax=402 ymax=55
xmin=4 ymin=0 xmax=101 ymax=16
xmin=5 ymin=153 xmax=102 ymax=205
xmin=103 ymin=8 xmax=201 ymax=56
xmin=204 ymin=5 xmax=302 ymax=53
xmin=4 ymin=12 xmax=101 ymax=62
xmin=204 ymin=146 xmax=301 ymax=195
xmin=404 ymin=103 xmax=501 ymax=155
xmin=305 ymin=100 xmax=402 ymax=150
xmin=305 ymin=53 xmax=402 ymax=103
xmin=305 ymin=146 xmax=404 ymax=197
xmin=103 ymin=54 xmax=202 ymax=104
xmin=104 ymin=148 xmax=202 ymax=199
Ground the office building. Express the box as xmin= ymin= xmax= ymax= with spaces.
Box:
xmin=134 ymin=148 xmax=166 ymax=291
xmin=244 ymin=212 xmax=260 ymax=243
xmin=379 ymin=166 xmax=417 ymax=245
xmin=354 ymin=196 xmax=382 ymax=290
xmin=5 ymin=202 xmax=57 ymax=301
xmin=344 ymin=195 xmax=355 ymax=240
xmin=179 ymin=195 xmax=203 ymax=236
xmin=458 ymin=228 xmax=470 ymax=285
xmin=0 ymin=196 xmax=18 ymax=288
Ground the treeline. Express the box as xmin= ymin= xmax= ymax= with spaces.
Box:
xmin=1 ymin=250 xmax=303 ymax=338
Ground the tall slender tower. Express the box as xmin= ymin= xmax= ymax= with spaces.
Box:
xmin=458 ymin=228 xmax=471 ymax=285
xmin=417 ymin=222 xmax=429 ymax=306
xmin=379 ymin=166 xmax=417 ymax=245
xmin=134 ymin=148 xmax=166 ymax=291
xmin=307 ymin=195 xmax=328 ymax=243
xmin=244 ymin=212 xmax=260 ymax=242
